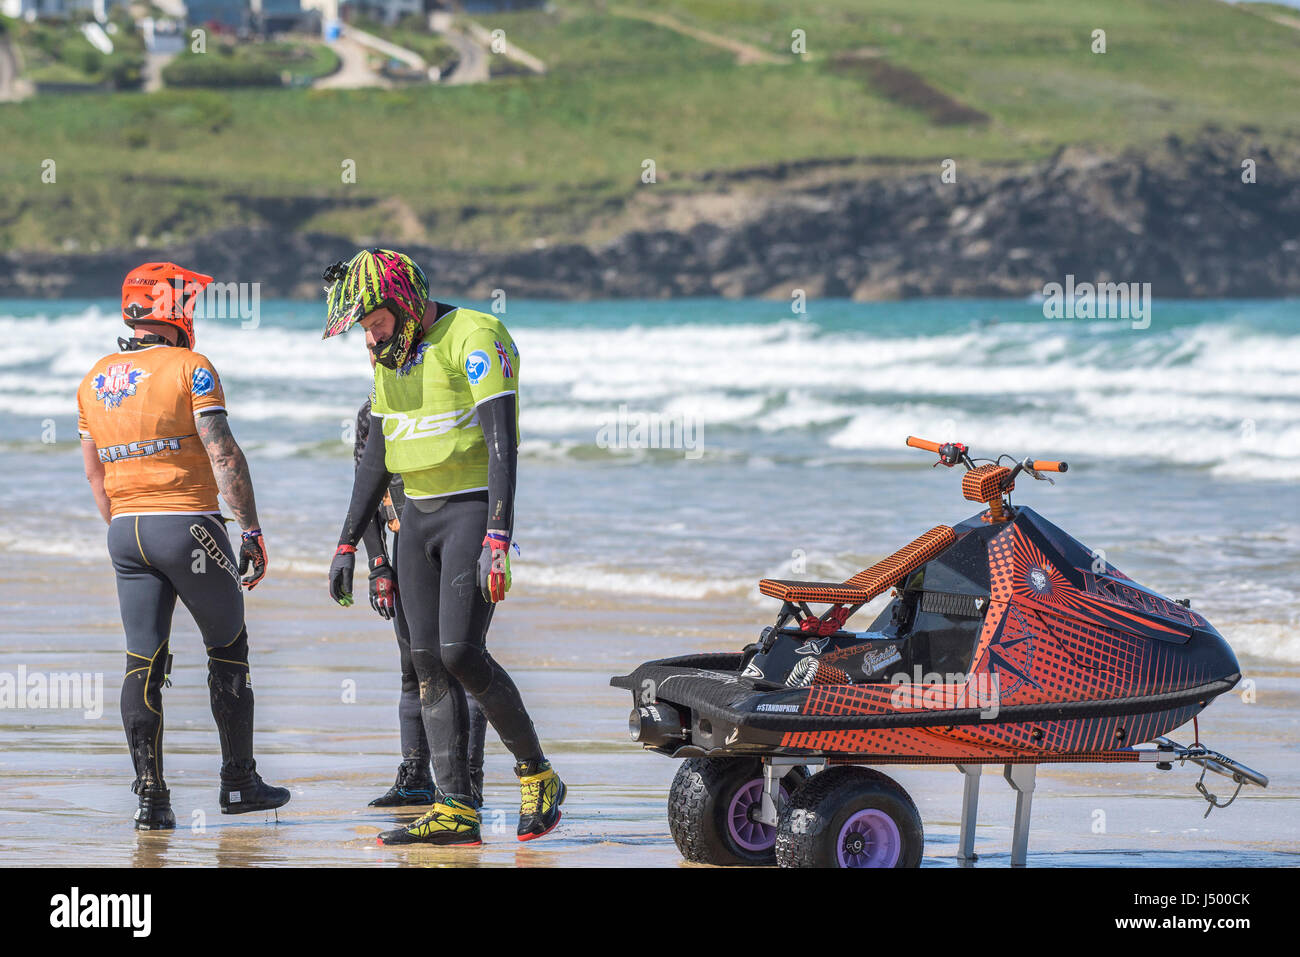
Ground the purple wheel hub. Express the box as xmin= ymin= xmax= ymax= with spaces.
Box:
xmin=726 ymin=778 xmax=789 ymax=852
xmin=836 ymin=808 xmax=902 ymax=868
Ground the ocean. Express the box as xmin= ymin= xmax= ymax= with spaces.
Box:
xmin=3 ymin=295 xmax=1296 ymax=664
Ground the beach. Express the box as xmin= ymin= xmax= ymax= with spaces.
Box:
xmin=1 ymin=552 xmax=1296 ymax=868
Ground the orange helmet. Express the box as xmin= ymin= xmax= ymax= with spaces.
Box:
xmin=121 ymin=262 xmax=213 ymax=349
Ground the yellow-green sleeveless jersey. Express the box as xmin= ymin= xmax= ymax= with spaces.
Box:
xmin=370 ymin=306 xmax=520 ymax=500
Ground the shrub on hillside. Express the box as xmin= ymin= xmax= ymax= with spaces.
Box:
xmin=163 ymin=50 xmax=283 ymax=88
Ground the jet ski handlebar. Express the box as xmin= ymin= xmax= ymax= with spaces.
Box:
xmin=905 ymin=436 xmax=945 ymax=453
xmin=906 ymin=436 xmax=1068 ymax=482
xmin=906 ymin=435 xmax=971 ymax=468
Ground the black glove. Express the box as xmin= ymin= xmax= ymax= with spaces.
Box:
xmin=478 ymin=533 xmax=512 ymax=603
xmin=329 ymin=544 xmax=356 ymax=606
xmin=369 ymin=555 xmax=397 ymax=620
xmin=239 ymin=528 xmax=268 ymax=590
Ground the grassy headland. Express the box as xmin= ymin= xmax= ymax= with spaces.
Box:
xmin=1 ymin=0 xmax=1298 ymax=255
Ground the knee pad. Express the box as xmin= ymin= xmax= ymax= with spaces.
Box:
xmin=440 ymin=642 xmax=492 ymax=695
xmin=208 ymin=624 xmax=249 ymax=664
xmin=207 ymin=626 xmax=250 ymax=694
xmin=409 ymin=648 xmax=453 ymax=707
xmin=123 ymin=643 xmax=171 ymax=714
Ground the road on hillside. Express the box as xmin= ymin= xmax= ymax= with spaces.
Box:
xmin=610 ymin=5 xmax=783 ymax=65
xmin=0 ymin=35 xmax=22 ymax=101
xmin=144 ymin=51 xmax=176 ymax=93
xmin=314 ymin=35 xmax=391 ymax=89
xmin=430 ymin=11 xmax=488 ymax=84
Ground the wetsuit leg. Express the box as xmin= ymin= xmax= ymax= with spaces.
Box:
xmin=427 ymin=498 xmax=544 ymax=765
xmin=108 ymin=517 xmax=176 ymax=791
xmin=131 ymin=514 xmax=257 ymax=782
xmin=468 ymin=696 xmax=488 ymax=800
xmin=402 ymin=510 xmax=485 ymax=790
xmin=396 ymin=515 xmax=473 ymax=801
xmin=391 ymin=556 xmax=429 ymax=764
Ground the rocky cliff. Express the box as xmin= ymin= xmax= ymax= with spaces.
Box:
xmin=2 ymin=131 xmax=1296 ymax=301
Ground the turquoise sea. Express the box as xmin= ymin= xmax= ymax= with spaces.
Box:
xmin=1 ymin=296 xmax=1297 ymax=664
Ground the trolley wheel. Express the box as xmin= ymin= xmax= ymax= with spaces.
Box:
xmin=775 ymin=766 xmax=924 ymax=868
xmin=668 ymin=758 xmax=809 ymax=866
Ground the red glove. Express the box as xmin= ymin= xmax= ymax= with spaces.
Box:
xmin=478 ymin=533 xmax=512 ymax=603
xmin=369 ymin=555 xmax=397 ymax=620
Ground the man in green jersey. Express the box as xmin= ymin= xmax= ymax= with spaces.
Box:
xmin=323 ymin=249 xmax=565 ymax=845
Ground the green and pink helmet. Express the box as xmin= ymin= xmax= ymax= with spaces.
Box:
xmin=322 ymin=248 xmax=430 ymax=369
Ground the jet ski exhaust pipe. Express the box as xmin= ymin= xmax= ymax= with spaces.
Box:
xmin=629 ymin=702 xmax=688 ymax=746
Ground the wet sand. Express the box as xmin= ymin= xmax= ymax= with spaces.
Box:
xmin=1 ymin=555 xmax=1297 ymax=867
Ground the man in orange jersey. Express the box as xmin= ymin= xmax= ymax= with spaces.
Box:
xmin=77 ymin=262 xmax=290 ymax=830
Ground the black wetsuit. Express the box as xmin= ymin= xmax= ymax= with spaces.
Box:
xmin=85 ymin=334 xmax=281 ymax=816
xmin=112 ymin=512 xmax=257 ymax=789
xmin=354 ymin=401 xmax=488 ymax=782
xmin=341 ymin=393 xmax=540 ymax=804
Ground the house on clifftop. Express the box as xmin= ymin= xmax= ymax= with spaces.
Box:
xmin=2 ymin=0 xmax=123 ymax=21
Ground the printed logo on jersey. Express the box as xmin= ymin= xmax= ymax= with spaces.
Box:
xmin=396 ymin=341 xmax=431 ymax=378
xmin=494 ymin=340 xmax=514 ymax=379
xmin=191 ymin=368 xmax=216 ymax=397
xmin=383 ymin=408 xmax=478 ymax=442
xmin=93 ymin=362 xmax=150 ymax=410
xmin=465 ymin=350 xmax=491 ymax=385
xmin=98 ymin=436 xmax=186 ymax=464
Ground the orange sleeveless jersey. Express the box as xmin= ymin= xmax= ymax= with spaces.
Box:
xmin=77 ymin=344 xmax=227 ymax=517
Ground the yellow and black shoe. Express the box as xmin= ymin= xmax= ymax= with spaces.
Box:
xmin=515 ymin=759 xmax=566 ymax=842
xmin=377 ymin=797 xmax=482 ymax=847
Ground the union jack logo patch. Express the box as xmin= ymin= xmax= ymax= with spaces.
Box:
xmin=94 ymin=362 xmax=149 ymax=410
xmin=495 ymin=340 xmax=514 ymax=379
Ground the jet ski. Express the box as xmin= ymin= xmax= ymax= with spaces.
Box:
xmin=611 ymin=437 xmax=1267 ymax=867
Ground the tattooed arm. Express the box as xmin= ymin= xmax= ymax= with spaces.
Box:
xmin=197 ymin=411 xmax=261 ymax=531
xmin=80 ymin=439 xmax=111 ymax=524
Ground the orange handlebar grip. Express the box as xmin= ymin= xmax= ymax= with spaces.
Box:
xmin=906 ymin=436 xmax=943 ymax=453
xmin=1031 ymin=460 xmax=1068 ymax=473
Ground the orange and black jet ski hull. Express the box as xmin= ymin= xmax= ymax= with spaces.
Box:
xmin=611 ymin=653 xmax=1236 ymax=759
xmin=612 ymin=506 xmax=1242 ymax=761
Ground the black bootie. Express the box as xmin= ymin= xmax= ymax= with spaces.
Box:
xmin=369 ymin=759 xmax=436 ymax=807
xmin=220 ymin=760 xmax=291 ymax=815
xmin=133 ymin=783 xmax=176 ymax=830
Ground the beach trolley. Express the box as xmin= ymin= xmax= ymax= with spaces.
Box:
xmin=611 ymin=437 xmax=1268 ymax=867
